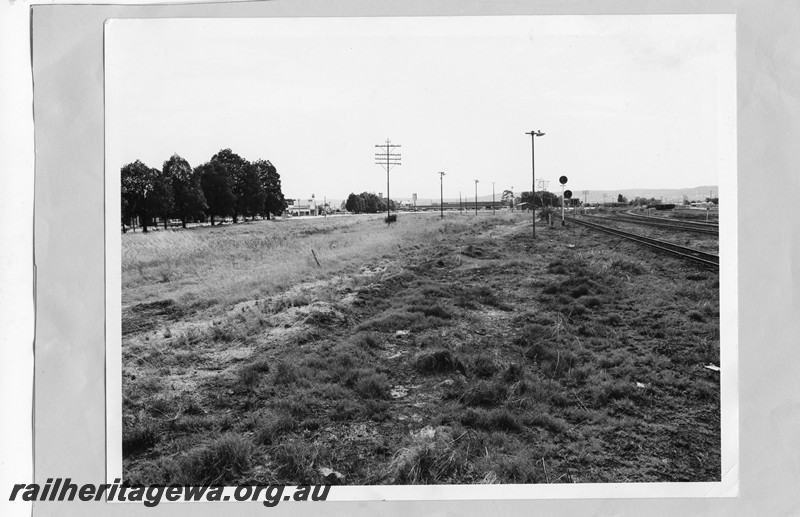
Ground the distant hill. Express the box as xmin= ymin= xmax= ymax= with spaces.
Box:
xmin=575 ymin=186 xmax=718 ymax=204
xmin=446 ymin=186 xmax=719 ymax=205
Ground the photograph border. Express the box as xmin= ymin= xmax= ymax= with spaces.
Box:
xmin=103 ymin=13 xmax=738 ymax=501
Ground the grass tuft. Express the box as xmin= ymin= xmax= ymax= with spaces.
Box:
xmin=174 ymin=433 xmax=253 ymax=485
xmin=254 ymin=411 xmax=298 ymax=445
xmin=414 ymin=349 xmax=466 ymax=375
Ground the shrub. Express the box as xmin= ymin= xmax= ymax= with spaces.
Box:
xmin=254 ymin=411 xmax=298 ymax=445
xmin=270 ymin=440 xmax=323 ymax=483
xmin=122 ymin=421 xmax=157 ymax=457
xmin=471 ymin=355 xmax=499 ymax=378
xmin=611 ymin=258 xmax=646 ymax=275
xmin=237 ymin=358 xmax=271 ymax=387
xmin=502 ymin=364 xmax=525 ymax=383
xmin=385 ymin=214 xmax=398 ymax=224
xmin=461 ymin=381 xmax=507 ymax=407
xmin=513 ymin=323 xmax=551 ymax=348
xmin=273 ymin=361 xmax=303 ymax=385
xmin=461 ymin=408 xmax=522 ymax=433
xmin=687 ymin=310 xmax=705 ymax=322
xmin=355 ymin=372 xmax=390 ymax=399
xmin=570 ymin=285 xmax=590 ymax=298
xmin=593 ymin=379 xmax=636 ymax=405
xmin=547 ymin=261 xmax=568 ymax=275
xmin=210 ymin=324 xmax=237 ymax=342
xmin=176 ymin=433 xmax=253 ymax=485
xmin=351 ymin=331 xmax=380 ymax=348
xmin=582 ymin=296 xmax=602 ymax=309
xmin=523 ymin=341 xmax=559 ymax=363
xmin=522 ymin=411 xmax=567 ymax=433
xmin=386 ymin=427 xmax=465 ymax=484
xmin=356 ymin=310 xmax=437 ymax=332
xmin=414 ymin=349 xmax=466 ymax=375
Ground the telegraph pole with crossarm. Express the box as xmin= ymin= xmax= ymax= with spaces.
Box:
xmin=374 ymin=139 xmax=401 ymax=221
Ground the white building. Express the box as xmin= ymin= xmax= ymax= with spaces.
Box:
xmin=287 ymin=197 xmax=317 ymax=217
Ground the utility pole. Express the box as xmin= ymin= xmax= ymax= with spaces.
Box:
xmin=374 ymin=138 xmax=401 ymax=221
xmin=474 ymin=180 xmax=479 ymax=215
xmin=438 ymin=172 xmax=446 ymax=219
xmin=492 ymin=181 xmax=496 ymax=214
xmin=525 ymin=130 xmax=546 ymax=240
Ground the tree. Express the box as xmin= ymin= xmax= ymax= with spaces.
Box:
xmin=344 ymin=192 xmax=387 ymax=213
xmin=345 ymin=193 xmax=361 ymax=213
xmin=150 ymin=169 xmax=175 ymax=229
xmin=234 ymin=162 xmax=266 ymax=221
xmin=121 ymin=160 xmax=148 ymax=231
xmin=163 ymin=154 xmax=206 ymax=228
xmin=197 ymin=160 xmax=236 ymax=226
xmin=617 ymin=194 xmax=628 ymax=204
xmin=253 ymin=159 xmax=287 ymax=219
xmin=209 ymin=149 xmax=263 ymax=222
xmin=120 ymin=160 xmax=173 ymax=232
xmin=519 ymin=191 xmax=533 ymax=209
xmin=362 ymin=192 xmax=385 ymax=213
xmin=501 ymin=189 xmax=515 ymax=208
xmin=520 ymin=190 xmax=559 ymax=208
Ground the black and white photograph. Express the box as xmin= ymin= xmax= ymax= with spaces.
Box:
xmin=105 ymin=14 xmax=736 ymax=495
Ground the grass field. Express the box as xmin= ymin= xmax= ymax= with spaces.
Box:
xmin=121 ymin=211 xmax=720 ymax=485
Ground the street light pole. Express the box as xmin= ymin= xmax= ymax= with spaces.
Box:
xmin=525 ymin=130 xmax=545 ymax=240
xmin=438 ymin=171 xmax=445 ymax=219
xmin=474 ymin=180 xmax=479 ymax=215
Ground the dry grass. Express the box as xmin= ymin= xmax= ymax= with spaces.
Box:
xmin=121 ymin=210 xmax=720 ymax=486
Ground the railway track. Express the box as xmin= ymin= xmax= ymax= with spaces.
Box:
xmin=623 ymin=210 xmax=718 ymax=228
xmin=580 ymin=212 xmax=719 ymax=235
xmin=565 ymin=215 xmax=719 ymax=269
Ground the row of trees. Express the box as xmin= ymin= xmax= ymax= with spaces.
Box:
xmin=344 ymin=192 xmax=398 ymax=214
xmin=518 ymin=190 xmax=562 ymax=208
xmin=121 ymin=149 xmax=287 ymax=232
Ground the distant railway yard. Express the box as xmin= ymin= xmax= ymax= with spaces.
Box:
xmin=121 ymin=210 xmax=721 ymax=485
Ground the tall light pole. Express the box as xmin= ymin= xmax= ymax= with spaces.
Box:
xmin=474 ymin=180 xmax=479 ymax=215
xmin=438 ymin=171 xmax=446 ymax=219
xmin=525 ymin=130 xmax=545 ymax=240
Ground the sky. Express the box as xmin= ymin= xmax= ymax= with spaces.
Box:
xmin=105 ymin=15 xmax=735 ymax=203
